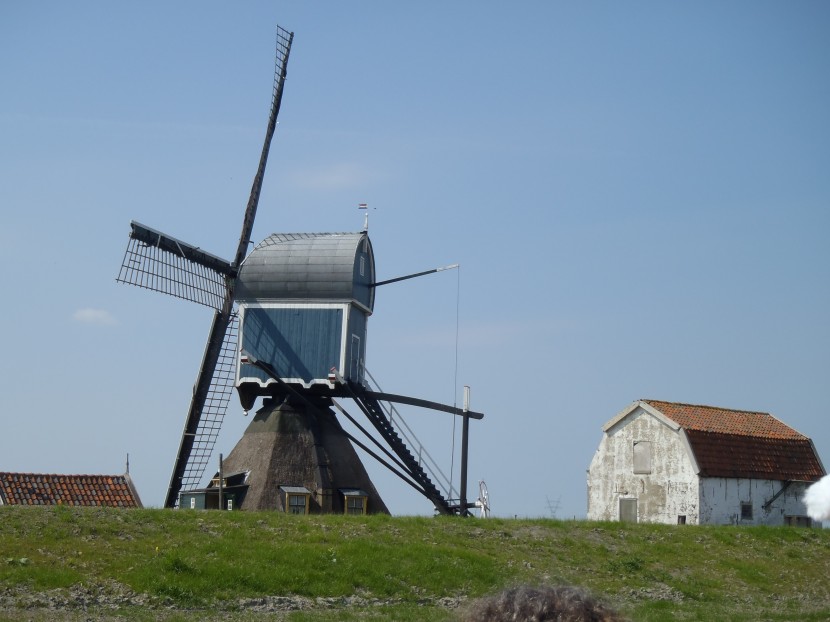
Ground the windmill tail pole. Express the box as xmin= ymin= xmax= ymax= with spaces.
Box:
xmin=234 ymin=26 xmax=294 ymax=269
xmin=371 ymin=264 xmax=459 ymax=288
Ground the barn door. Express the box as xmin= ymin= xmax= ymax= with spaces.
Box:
xmin=619 ymin=498 xmax=638 ymax=523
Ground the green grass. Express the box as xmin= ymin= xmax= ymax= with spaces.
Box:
xmin=1 ymin=507 xmax=829 ymax=620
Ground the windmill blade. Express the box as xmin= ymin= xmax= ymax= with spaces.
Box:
xmin=165 ymin=312 xmax=239 ymax=507
xmin=233 ymin=25 xmax=293 ymax=269
xmin=163 ymin=26 xmax=294 ymax=508
xmin=117 ymin=221 xmax=233 ymax=311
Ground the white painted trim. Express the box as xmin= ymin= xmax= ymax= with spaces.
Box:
xmin=352 ymin=299 xmax=373 ymax=315
xmin=242 ymin=301 xmax=350 ymax=311
xmin=677 ymin=428 xmax=700 ymax=475
xmin=768 ymin=411 xmax=809 ymax=438
xmin=601 ymin=400 xmax=641 ymax=432
xmin=808 ymin=439 xmax=827 ymax=475
xmin=602 ymin=400 xmax=681 ymax=434
xmin=237 ymin=301 xmax=350 ymax=389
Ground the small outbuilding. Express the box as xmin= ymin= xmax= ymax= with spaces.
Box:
xmin=0 ymin=472 xmax=142 ymax=508
xmin=587 ymin=400 xmax=825 ymax=526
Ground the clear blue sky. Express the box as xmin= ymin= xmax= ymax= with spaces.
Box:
xmin=1 ymin=2 xmax=828 ymax=518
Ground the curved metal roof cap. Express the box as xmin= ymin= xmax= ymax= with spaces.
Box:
xmin=235 ymin=232 xmax=375 ymax=310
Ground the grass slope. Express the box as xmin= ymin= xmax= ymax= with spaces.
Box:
xmin=1 ymin=506 xmax=828 ymax=621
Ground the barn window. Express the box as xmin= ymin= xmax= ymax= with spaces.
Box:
xmin=677 ymin=515 xmax=686 ymax=525
xmin=633 ymin=441 xmax=652 ymax=474
xmin=740 ymin=502 xmax=753 ymax=521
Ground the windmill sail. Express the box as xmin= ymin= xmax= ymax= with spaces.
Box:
xmin=117 ymin=221 xmax=233 ymax=310
xmin=164 ymin=26 xmax=293 ymax=507
xmin=167 ymin=312 xmax=239 ymax=503
xmin=234 ymin=25 xmax=293 ymax=269
xmin=116 ymin=222 xmax=238 ymax=507
xmin=116 ymin=26 xmax=293 ymax=508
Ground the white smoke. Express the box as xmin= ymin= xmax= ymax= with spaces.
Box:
xmin=804 ymin=474 xmax=830 ymax=522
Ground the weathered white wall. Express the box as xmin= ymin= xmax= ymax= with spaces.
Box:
xmin=587 ymin=406 xmax=698 ymax=524
xmin=698 ymin=478 xmax=816 ymax=526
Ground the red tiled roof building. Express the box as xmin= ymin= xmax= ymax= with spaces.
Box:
xmin=587 ymin=400 xmax=825 ymax=526
xmin=0 ymin=473 xmax=142 ymax=508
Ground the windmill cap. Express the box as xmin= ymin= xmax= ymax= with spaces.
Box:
xmin=236 ymin=232 xmax=375 ymax=311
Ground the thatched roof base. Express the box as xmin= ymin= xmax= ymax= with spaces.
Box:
xmin=221 ymin=397 xmax=389 ymax=514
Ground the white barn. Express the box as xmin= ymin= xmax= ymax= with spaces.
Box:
xmin=587 ymin=400 xmax=825 ymax=526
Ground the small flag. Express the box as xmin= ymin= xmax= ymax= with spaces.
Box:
xmin=358 ymin=203 xmax=368 ymax=209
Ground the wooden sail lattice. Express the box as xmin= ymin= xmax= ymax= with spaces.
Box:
xmin=116 ymin=222 xmax=232 ymax=311
xmin=174 ymin=313 xmax=239 ymax=501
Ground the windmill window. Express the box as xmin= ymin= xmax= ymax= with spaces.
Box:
xmin=360 ymin=256 xmax=366 ymax=277
xmin=342 ymin=490 xmax=368 ymax=515
xmin=287 ymin=494 xmax=309 ymax=514
xmin=280 ymin=486 xmax=311 ymax=515
xmin=190 ymin=497 xmax=196 ymax=510
xmin=740 ymin=502 xmax=753 ymax=521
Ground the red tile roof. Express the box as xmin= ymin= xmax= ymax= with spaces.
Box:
xmin=642 ymin=400 xmax=825 ymax=482
xmin=0 ymin=473 xmax=142 ymax=508
xmin=644 ymin=400 xmax=804 ymax=438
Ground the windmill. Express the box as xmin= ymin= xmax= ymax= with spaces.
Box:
xmin=116 ymin=26 xmax=484 ymax=515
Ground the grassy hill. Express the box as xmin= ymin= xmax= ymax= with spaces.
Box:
xmin=1 ymin=506 xmax=828 ymax=621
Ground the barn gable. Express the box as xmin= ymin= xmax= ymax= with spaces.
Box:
xmin=601 ymin=401 xmax=700 ymax=475
xmin=0 ymin=472 xmax=142 ymax=508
